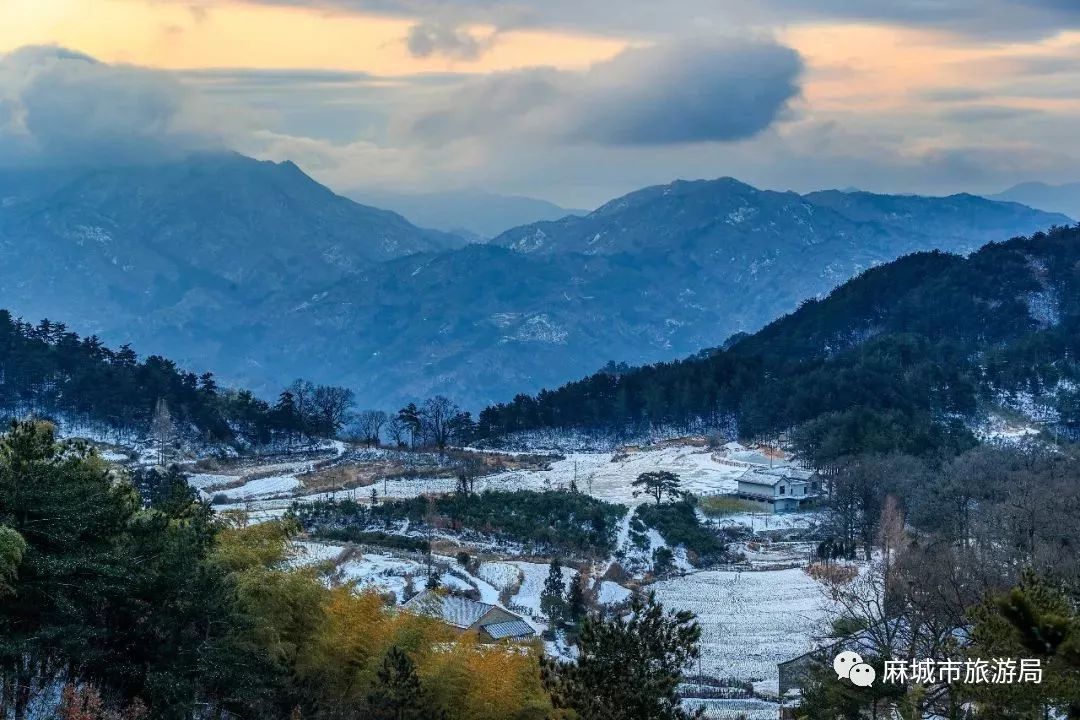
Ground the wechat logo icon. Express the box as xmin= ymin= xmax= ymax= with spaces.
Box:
xmin=833 ymin=651 xmax=876 ymax=687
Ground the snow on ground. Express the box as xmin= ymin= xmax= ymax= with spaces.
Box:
xmin=597 ymin=580 xmax=632 ymax=605
xmin=478 ymin=561 xmax=521 ymax=591
xmin=187 ymin=473 xmax=236 ymax=490
xmin=711 ymin=510 xmax=824 ymax=533
xmin=226 ymin=473 xmax=302 ymax=499
xmin=337 ymin=552 xmax=426 ymax=600
xmin=733 ymin=541 xmax=815 ymax=568
xmin=652 ymin=568 xmax=830 ymax=684
xmin=289 ymin=541 xmax=344 ymax=568
xmin=976 ymin=413 xmax=1043 ymax=443
xmin=509 ymin=561 xmax=578 ymax=620
xmin=439 ymin=572 xmax=475 ymax=593
xmin=685 ymin=698 xmax=783 ymax=720
xmin=482 ymin=447 xmax=748 ymax=508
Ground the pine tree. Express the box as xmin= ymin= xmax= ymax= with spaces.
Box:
xmin=366 ymin=647 xmax=443 ymax=720
xmin=541 ymin=558 xmax=567 ymax=622
xmin=632 ymin=471 xmax=683 ymax=505
xmin=542 ymin=592 xmax=705 ymax=720
xmin=0 ymin=526 xmax=26 ymax=597
xmin=566 ymin=571 xmax=587 ymax=623
xmin=273 ymin=390 xmax=301 ymax=447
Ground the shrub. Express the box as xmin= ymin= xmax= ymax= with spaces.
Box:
xmin=698 ymin=495 xmax=758 ymax=516
xmin=297 ymin=491 xmax=625 ymax=556
xmin=635 ymin=500 xmax=725 ymax=565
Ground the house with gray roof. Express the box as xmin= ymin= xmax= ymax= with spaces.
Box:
xmin=735 ymin=465 xmax=821 ymax=513
xmin=402 ymin=591 xmax=536 ymax=642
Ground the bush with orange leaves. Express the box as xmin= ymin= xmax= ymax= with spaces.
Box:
xmin=218 ymin=518 xmax=554 ymax=720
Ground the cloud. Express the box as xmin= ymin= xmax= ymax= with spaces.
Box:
xmin=0 ymin=45 xmax=231 ymax=166
xmin=405 ymin=19 xmax=493 ymax=60
xmin=398 ymin=38 xmax=803 ymax=147
xmin=227 ymin=0 xmax=1080 ymax=41
xmin=941 ymin=105 xmax=1044 ymax=123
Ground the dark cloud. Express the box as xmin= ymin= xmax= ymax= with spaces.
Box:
xmin=405 ymin=19 xmax=492 ymax=60
xmin=0 ymin=46 xmax=228 ymax=166
xmin=399 ymin=38 xmax=802 ymax=147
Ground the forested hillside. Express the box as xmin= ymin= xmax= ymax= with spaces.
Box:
xmin=2 ymin=158 xmax=1066 ymax=409
xmin=0 ymin=310 xmax=352 ymax=446
xmin=478 ymin=225 xmax=1080 ymax=463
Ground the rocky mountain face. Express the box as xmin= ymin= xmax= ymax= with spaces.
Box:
xmin=0 ymin=159 xmax=1069 ymax=410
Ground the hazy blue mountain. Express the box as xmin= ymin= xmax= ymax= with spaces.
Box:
xmin=491 ymin=178 xmax=1063 ymax=258
xmin=0 ymin=160 xmax=1068 ymax=410
xmin=990 ymin=181 xmax=1080 ymax=220
xmin=348 ymin=188 xmax=588 ymax=240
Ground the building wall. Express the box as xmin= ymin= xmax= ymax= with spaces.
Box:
xmin=737 ymin=480 xmax=776 ymax=498
xmin=469 ymin=606 xmax=523 ymax=632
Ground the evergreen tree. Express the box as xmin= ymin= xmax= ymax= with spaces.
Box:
xmin=366 ymin=647 xmax=444 ymax=720
xmin=541 ymin=558 xmax=567 ymax=623
xmin=542 ymin=592 xmax=705 ymax=720
xmin=0 ymin=526 xmax=26 ymax=598
xmin=632 ymin=471 xmax=683 ymax=505
xmin=273 ymin=390 xmax=301 ymax=447
xmin=566 ymin=571 xmax=587 ymax=623
xmin=397 ymin=403 xmax=422 ymax=448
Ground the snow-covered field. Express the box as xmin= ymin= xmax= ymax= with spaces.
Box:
xmin=172 ymin=440 xmax=833 ymax=696
xmin=653 ymin=568 xmax=830 ymax=683
xmin=686 ymin=697 xmax=786 ymax=720
xmin=597 ymin=580 xmax=632 ymax=605
xmin=508 ymin=560 xmax=578 ymax=619
xmin=478 ymin=561 xmax=521 ymax=591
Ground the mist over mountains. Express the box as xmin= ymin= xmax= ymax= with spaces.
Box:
xmin=0 ymin=152 xmax=1069 ymax=409
xmin=347 ymin=189 xmax=588 ymax=241
xmin=990 ymin=181 xmax=1080 ymax=220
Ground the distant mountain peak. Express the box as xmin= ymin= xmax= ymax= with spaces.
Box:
xmin=0 ymin=162 xmax=1069 ymax=410
xmin=990 ymin=180 xmax=1080 ymax=220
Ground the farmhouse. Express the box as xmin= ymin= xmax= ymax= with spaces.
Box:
xmin=735 ymin=465 xmax=821 ymax=513
xmin=402 ymin=590 xmax=536 ymax=642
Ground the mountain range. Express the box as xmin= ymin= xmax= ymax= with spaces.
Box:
xmin=347 ymin=188 xmax=587 ymax=240
xmin=479 ymin=224 xmax=1080 ymax=457
xmin=0 ymin=153 xmax=1069 ymax=410
xmin=990 ymin=181 xmax=1080 ymax=220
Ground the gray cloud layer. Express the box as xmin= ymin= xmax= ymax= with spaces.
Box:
xmin=0 ymin=45 xmax=228 ymax=165
xmin=241 ymin=0 xmax=1080 ymax=41
xmin=405 ymin=18 xmax=492 ymax=60
xmin=399 ymin=39 xmax=803 ymax=147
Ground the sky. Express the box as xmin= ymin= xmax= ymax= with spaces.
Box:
xmin=1 ymin=0 xmax=1079 ymax=207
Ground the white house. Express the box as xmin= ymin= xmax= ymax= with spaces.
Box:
xmin=735 ymin=465 xmax=821 ymax=513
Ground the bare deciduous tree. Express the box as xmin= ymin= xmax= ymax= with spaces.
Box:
xmin=353 ymin=410 xmax=388 ymax=446
xmin=151 ymin=398 xmax=174 ymax=465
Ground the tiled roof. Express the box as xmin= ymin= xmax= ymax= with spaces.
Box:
xmin=741 ymin=465 xmax=815 ymax=486
xmin=403 ymin=591 xmax=494 ymax=629
xmin=481 ymin=619 xmax=536 ymax=640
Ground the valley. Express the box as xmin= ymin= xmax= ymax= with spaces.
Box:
xmin=0 ymin=156 xmax=1069 ymax=409
xmin=102 ymin=433 xmax=835 ymax=718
